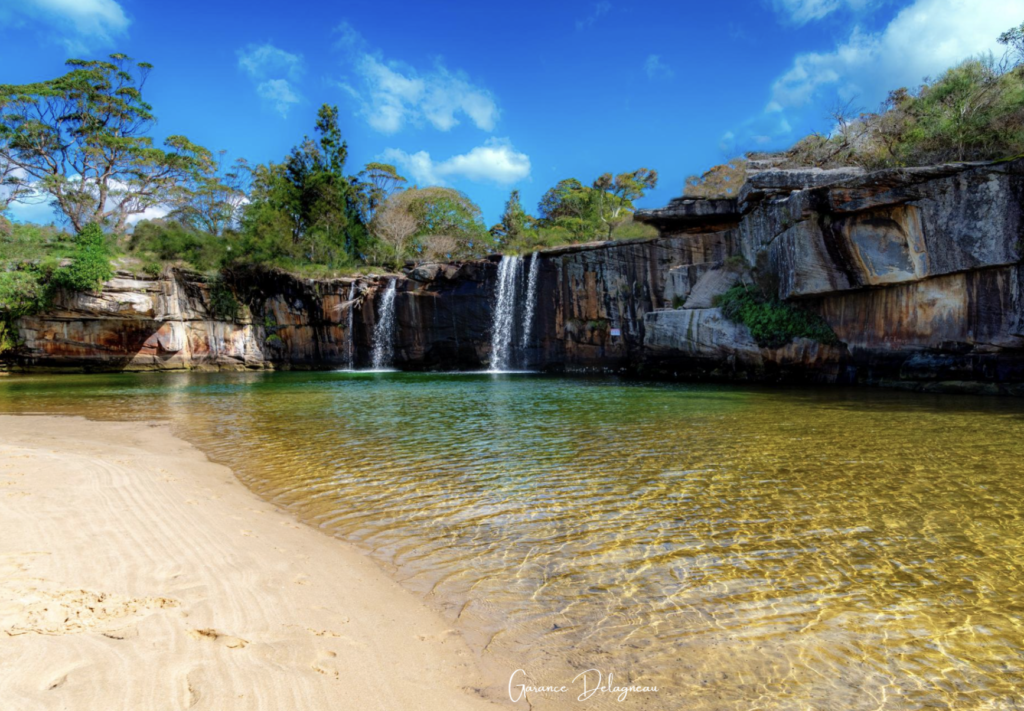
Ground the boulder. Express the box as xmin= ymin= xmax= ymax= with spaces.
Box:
xmin=682 ymin=268 xmax=741 ymax=309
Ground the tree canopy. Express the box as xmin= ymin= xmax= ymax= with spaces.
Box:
xmin=0 ymin=54 xmax=212 ymax=233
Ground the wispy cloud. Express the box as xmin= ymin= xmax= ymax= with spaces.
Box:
xmin=576 ymin=1 xmax=612 ymax=31
xmin=237 ymin=43 xmax=304 ymax=118
xmin=644 ymin=55 xmax=674 ymax=81
xmin=333 ymin=22 xmax=499 ymax=134
xmin=1 ymin=0 xmax=130 ymax=50
xmin=381 ymin=138 xmax=531 ymax=187
xmin=768 ymin=0 xmax=1023 ymax=111
xmin=723 ymin=0 xmax=1023 ymax=154
xmin=769 ymin=0 xmax=874 ymax=25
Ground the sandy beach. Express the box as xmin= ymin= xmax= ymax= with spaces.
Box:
xmin=0 ymin=415 xmax=503 ymax=711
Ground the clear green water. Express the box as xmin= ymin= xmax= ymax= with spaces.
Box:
xmin=1 ymin=371 xmax=1023 ymax=709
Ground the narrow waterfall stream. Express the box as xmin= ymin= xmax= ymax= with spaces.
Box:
xmin=488 ymin=255 xmax=521 ymax=372
xmin=344 ymin=282 xmax=357 ymax=370
xmin=520 ymin=252 xmax=540 ymax=368
xmin=370 ymin=279 xmax=397 ymax=370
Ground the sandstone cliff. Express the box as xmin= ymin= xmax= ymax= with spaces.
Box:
xmin=9 ymin=158 xmax=1024 ymax=394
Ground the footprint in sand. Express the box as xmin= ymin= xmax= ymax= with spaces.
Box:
xmin=187 ymin=627 xmax=248 ymax=649
xmin=312 ymin=650 xmax=341 ymax=678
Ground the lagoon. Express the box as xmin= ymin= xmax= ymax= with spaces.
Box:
xmin=3 ymin=371 xmax=1022 ymax=709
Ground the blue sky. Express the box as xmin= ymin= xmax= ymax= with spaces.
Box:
xmin=1 ymin=0 xmax=1020 ymax=225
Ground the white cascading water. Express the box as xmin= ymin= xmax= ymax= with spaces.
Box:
xmin=488 ymin=255 xmax=521 ymax=372
xmin=345 ymin=282 xmax=357 ymax=370
xmin=520 ymin=252 xmax=541 ymax=368
xmin=370 ymin=279 xmax=397 ymax=370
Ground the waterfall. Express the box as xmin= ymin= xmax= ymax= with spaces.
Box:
xmin=370 ymin=279 xmax=397 ymax=370
xmin=520 ymin=252 xmax=540 ymax=367
xmin=345 ymin=282 xmax=357 ymax=370
xmin=489 ymin=255 xmax=521 ymax=372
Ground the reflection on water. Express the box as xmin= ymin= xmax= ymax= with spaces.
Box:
xmin=2 ymin=371 xmax=1023 ymax=709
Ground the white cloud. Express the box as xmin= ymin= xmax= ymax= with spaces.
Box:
xmin=125 ymin=204 xmax=171 ymax=227
xmin=771 ymin=0 xmax=880 ymax=25
xmin=771 ymin=0 xmax=851 ymax=24
xmin=238 ymin=43 xmax=303 ymax=82
xmin=381 ymin=138 xmax=531 ymax=186
xmin=5 ymin=188 xmax=57 ymax=225
xmin=1 ymin=0 xmax=129 ymax=48
xmin=644 ymin=55 xmax=674 ymax=81
xmin=5 ymin=175 xmax=176 ymax=228
xmin=769 ymin=0 xmax=1024 ymax=110
xmin=256 ymin=79 xmax=301 ymax=117
xmin=237 ymin=43 xmax=304 ymax=117
xmin=719 ymin=131 xmax=736 ymax=153
xmin=334 ymin=26 xmax=499 ymax=134
xmin=576 ymin=1 xmax=612 ymax=30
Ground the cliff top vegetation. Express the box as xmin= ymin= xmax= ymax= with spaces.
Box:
xmin=0 ymin=56 xmax=657 ymax=283
xmin=684 ymin=22 xmax=1024 ymax=197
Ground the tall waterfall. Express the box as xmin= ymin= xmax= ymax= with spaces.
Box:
xmin=370 ymin=279 xmax=397 ymax=370
xmin=520 ymin=252 xmax=541 ymax=367
xmin=489 ymin=255 xmax=521 ymax=372
xmin=345 ymin=282 xmax=357 ymax=370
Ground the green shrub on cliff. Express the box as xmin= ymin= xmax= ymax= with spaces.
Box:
xmin=51 ymin=224 xmax=114 ymax=293
xmin=208 ymin=277 xmax=240 ymax=321
xmin=0 ymin=223 xmax=76 ymax=263
xmin=0 ymin=224 xmax=116 ymax=355
xmin=130 ymin=219 xmax=230 ymax=272
xmin=715 ymin=285 xmax=838 ymax=349
xmin=0 ymin=267 xmax=52 ymax=355
xmin=0 ymin=268 xmax=50 ymax=315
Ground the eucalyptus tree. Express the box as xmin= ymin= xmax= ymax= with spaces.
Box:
xmin=369 ymin=196 xmax=418 ymax=263
xmin=356 ymin=162 xmax=407 ymax=222
xmin=402 ymin=186 xmax=488 ymax=244
xmin=592 ymin=168 xmax=658 ymax=238
xmin=0 ymin=146 xmax=28 ymax=216
xmin=0 ymin=54 xmax=212 ymax=233
xmin=999 ymin=21 xmax=1024 ymax=65
xmin=169 ymin=154 xmax=250 ymax=236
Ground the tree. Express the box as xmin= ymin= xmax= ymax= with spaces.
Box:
xmin=684 ymin=158 xmax=748 ymax=197
xmin=240 ymin=104 xmax=368 ymax=266
xmin=356 ymin=162 xmax=407 ymax=222
xmin=401 ymin=187 xmax=487 ymax=241
xmin=492 ymin=189 xmax=530 ymax=245
xmin=593 ymin=168 xmax=658 ymax=238
xmin=168 ymin=153 xmax=250 ymax=236
xmin=370 ymin=196 xmax=418 ymax=263
xmin=999 ymin=21 xmax=1024 ymax=65
xmin=421 ymin=234 xmax=460 ymax=262
xmin=872 ymin=89 xmax=914 ymax=165
xmin=0 ymin=54 xmax=212 ymax=233
xmin=917 ymin=58 xmax=1007 ymax=162
xmin=0 ymin=141 xmax=28 ymax=216
xmin=537 ymin=178 xmax=593 ymax=241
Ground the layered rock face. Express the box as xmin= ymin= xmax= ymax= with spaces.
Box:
xmin=633 ymin=159 xmax=1024 ymax=391
xmin=14 ymin=270 xmax=365 ymax=371
xmin=11 ymin=158 xmax=1024 ymax=393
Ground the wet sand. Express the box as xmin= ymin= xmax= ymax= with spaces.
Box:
xmin=0 ymin=415 xmax=502 ymax=710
